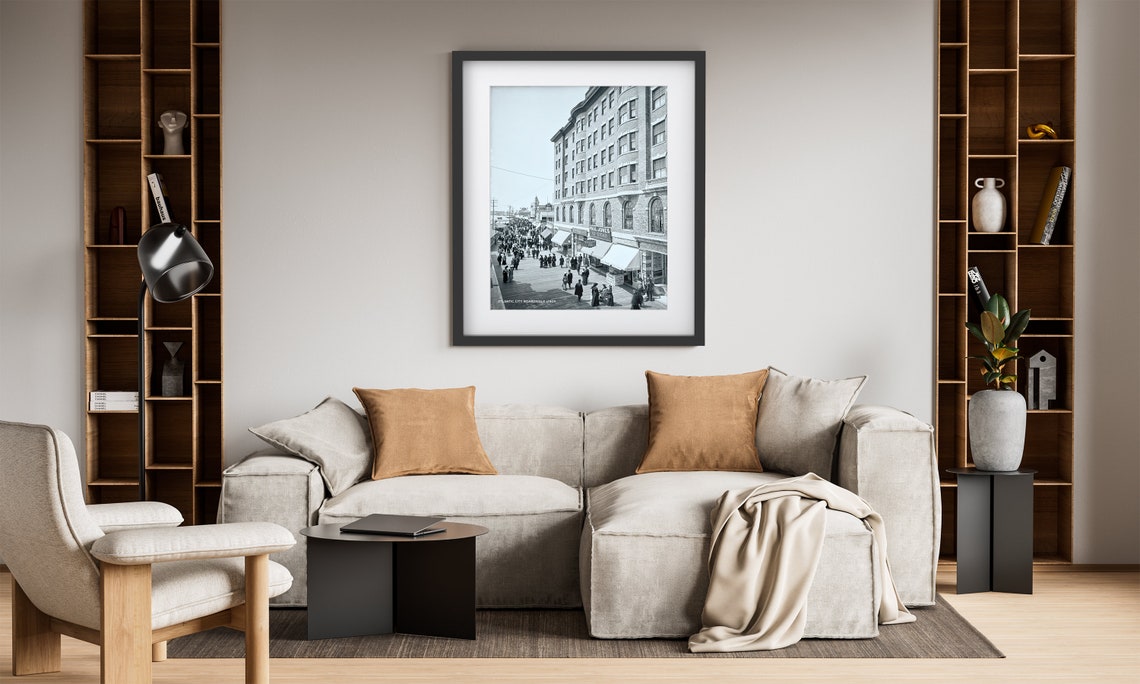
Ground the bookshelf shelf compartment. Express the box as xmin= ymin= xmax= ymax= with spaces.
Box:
xmin=935 ymin=0 xmax=1075 ymax=565
xmin=85 ymin=59 xmax=141 ymax=140
xmin=1018 ymin=59 xmax=1075 ymax=141
xmin=1018 ymin=0 xmax=1076 ymax=57
xmin=86 ymin=0 xmax=142 ymax=55
xmin=85 ymin=0 xmax=223 ymax=524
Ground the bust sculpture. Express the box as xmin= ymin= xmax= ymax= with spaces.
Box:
xmin=158 ymin=109 xmax=187 ymax=155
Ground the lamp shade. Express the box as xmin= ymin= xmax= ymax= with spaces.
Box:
xmin=137 ymin=223 xmax=214 ymax=303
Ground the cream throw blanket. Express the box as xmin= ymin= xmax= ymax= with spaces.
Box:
xmin=688 ymin=473 xmax=915 ymax=652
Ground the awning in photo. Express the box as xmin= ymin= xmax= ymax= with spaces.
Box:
xmin=550 ymin=230 xmax=572 ymax=245
xmin=600 ymin=244 xmax=641 ymax=270
xmin=584 ymin=242 xmax=611 ymax=259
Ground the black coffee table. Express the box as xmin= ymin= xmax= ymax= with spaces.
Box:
xmin=300 ymin=521 xmax=488 ymax=640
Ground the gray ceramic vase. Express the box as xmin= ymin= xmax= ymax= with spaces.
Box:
xmin=968 ymin=389 xmax=1026 ymax=471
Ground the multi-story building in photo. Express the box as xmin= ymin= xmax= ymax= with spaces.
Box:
xmin=549 ymin=85 xmax=668 ymax=289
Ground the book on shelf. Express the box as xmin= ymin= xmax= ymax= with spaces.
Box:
xmin=89 ymin=391 xmax=139 ymax=411
xmin=147 ymin=172 xmax=173 ymax=224
xmin=966 ymin=266 xmax=990 ymax=309
xmin=1029 ymin=166 xmax=1071 ymax=245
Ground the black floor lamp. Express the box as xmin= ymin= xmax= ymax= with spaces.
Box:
xmin=136 ymin=222 xmax=214 ymax=500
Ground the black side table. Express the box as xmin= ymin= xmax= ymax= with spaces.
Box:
xmin=300 ymin=521 xmax=488 ymax=640
xmin=949 ymin=467 xmax=1035 ymax=594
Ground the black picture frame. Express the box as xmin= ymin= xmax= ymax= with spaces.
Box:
xmin=451 ymin=51 xmax=705 ymax=346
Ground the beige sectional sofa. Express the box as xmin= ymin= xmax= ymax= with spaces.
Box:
xmin=220 ymin=396 xmax=940 ymax=640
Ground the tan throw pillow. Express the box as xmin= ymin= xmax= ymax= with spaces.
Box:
xmin=636 ymin=369 xmax=769 ymax=474
xmin=352 ymin=386 xmax=497 ymax=480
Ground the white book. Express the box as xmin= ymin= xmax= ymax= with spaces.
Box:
xmin=147 ymin=172 xmax=172 ymax=224
xmin=90 ymin=391 xmax=138 ymax=400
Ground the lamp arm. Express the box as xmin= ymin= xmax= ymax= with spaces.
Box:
xmin=138 ymin=281 xmax=148 ymax=502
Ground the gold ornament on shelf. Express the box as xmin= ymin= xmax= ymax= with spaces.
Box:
xmin=1026 ymin=123 xmax=1058 ymax=139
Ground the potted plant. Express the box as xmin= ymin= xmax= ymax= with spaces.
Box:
xmin=965 ymin=294 xmax=1031 ymax=471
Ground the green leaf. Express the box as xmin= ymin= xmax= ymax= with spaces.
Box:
xmin=992 ymin=346 xmax=1018 ymax=362
xmin=965 ymin=322 xmax=987 ymax=343
xmin=986 ymin=294 xmax=1011 ymax=328
xmin=980 ymin=311 xmax=1004 ymax=346
xmin=999 ymin=374 xmax=1016 ymax=385
xmin=1003 ymin=309 xmax=1031 ymax=345
xmin=984 ymin=370 xmax=1002 ymax=386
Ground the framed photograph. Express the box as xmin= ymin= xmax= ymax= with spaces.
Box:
xmin=452 ymin=51 xmax=705 ymax=346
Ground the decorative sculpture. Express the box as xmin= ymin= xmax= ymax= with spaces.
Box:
xmin=1027 ymin=350 xmax=1057 ymax=410
xmin=161 ymin=341 xmax=185 ymax=397
xmin=158 ymin=109 xmax=188 ymax=155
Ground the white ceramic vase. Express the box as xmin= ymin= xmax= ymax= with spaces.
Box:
xmin=969 ymin=389 xmax=1026 ymax=471
xmin=971 ymin=177 xmax=1006 ymax=232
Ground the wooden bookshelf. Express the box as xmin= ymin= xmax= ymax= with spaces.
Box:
xmin=83 ymin=0 xmax=223 ymax=524
xmin=935 ymin=0 xmax=1075 ymax=564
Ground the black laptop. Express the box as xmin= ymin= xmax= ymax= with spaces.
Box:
xmin=340 ymin=513 xmax=447 ymax=537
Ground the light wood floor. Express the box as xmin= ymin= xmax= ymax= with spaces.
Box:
xmin=2 ymin=567 xmax=1137 ymax=683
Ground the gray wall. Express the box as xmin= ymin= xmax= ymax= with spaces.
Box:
xmin=1 ymin=0 xmax=1136 ymax=563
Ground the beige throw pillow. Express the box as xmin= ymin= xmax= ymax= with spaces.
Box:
xmin=353 ymin=386 xmax=497 ymax=480
xmin=248 ymin=396 xmax=372 ymax=497
xmin=636 ymin=369 xmax=769 ymax=474
xmin=754 ymin=368 xmax=866 ymax=477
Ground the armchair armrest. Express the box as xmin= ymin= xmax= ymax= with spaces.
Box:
xmin=87 ymin=501 xmax=184 ymax=532
xmin=836 ymin=404 xmax=940 ymax=607
xmin=90 ymin=522 xmax=295 ymax=565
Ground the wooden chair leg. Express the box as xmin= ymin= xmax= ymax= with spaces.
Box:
xmin=152 ymin=640 xmax=167 ymax=662
xmin=245 ymin=554 xmax=270 ymax=684
xmin=101 ymin=563 xmax=152 ymax=684
xmin=11 ymin=577 xmax=61 ymax=676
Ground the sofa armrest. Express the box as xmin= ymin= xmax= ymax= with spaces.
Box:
xmin=91 ymin=522 xmax=294 ymax=565
xmin=87 ymin=501 xmax=183 ymax=532
xmin=219 ymin=450 xmax=325 ymax=606
xmin=836 ymin=404 xmax=940 ymax=606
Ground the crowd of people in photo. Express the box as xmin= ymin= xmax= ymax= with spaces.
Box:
xmin=494 ymin=216 xmax=660 ymax=309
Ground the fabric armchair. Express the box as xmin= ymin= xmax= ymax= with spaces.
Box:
xmin=0 ymin=421 xmax=295 ymax=684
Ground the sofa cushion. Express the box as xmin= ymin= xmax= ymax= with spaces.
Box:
xmin=582 ymin=471 xmax=876 ymax=639
xmin=248 ymin=397 xmax=372 ymax=497
xmin=588 ymin=471 xmax=867 ymax=539
xmin=474 ymin=404 xmax=584 ymax=487
xmin=755 ymin=368 xmax=866 ymax=477
xmin=353 ymin=386 xmax=497 ymax=480
xmin=320 ymin=474 xmax=581 ymax=519
xmin=636 ymin=370 xmax=768 ymax=474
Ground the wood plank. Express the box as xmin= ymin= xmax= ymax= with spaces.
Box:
xmin=11 ymin=578 xmax=61 ymax=675
xmin=100 ymin=564 xmax=151 ymax=684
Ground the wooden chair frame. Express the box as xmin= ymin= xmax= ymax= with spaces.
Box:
xmin=12 ymin=554 xmax=270 ymax=684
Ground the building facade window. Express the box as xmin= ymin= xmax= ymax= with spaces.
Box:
xmin=578 ymin=202 xmax=584 ymax=224
xmin=652 ymin=86 xmax=666 ymax=110
xmin=589 ymin=203 xmax=596 ymax=225
xmin=652 ymin=120 xmax=666 ymax=146
xmin=650 ymin=197 xmax=665 ymax=233
xmin=622 ymin=200 xmax=633 ymax=231
xmin=652 ymin=156 xmax=667 ymax=179
xmin=569 ymin=205 xmax=574 ymax=223
xmin=619 ymin=164 xmax=638 ymax=185
xmin=604 ymin=201 xmax=611 ymax=227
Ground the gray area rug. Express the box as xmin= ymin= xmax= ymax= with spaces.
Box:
xmin=168 ymin=596 xmax=1001 ymax=659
